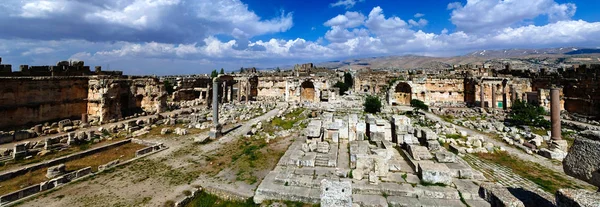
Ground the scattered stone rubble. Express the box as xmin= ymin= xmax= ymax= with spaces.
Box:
xmin=255 ymin=102 xmax=490 ymax=207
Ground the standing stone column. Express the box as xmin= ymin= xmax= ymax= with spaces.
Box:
xmin=491 ymin=84 xmax=497 ymax=109
xmin=480 ymin=82 xmax=485 ymax=108
xmin=229 ymin=85 xmax=234 ymax=103
xmin=205 ymin=83 xmax=211 ymax=107
xmin=209 ymin=77 xmax=222 ymax=139
xmin=502 ymin=85 xmax=508 ymax=110
xmin=237 ymin=83 xmax=242 ymax=102
xmin=81 ymin=113 xmax=88 ymax=124
xmin=511 ymin=85 xmax=517 ymax=102
xmin=246 ymin=82 xmax=250 ymax=103
xmin=550 ymin=88 xmax=561 ymax=140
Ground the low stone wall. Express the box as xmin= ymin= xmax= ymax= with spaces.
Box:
xmin=0 ymin=139 xmax=167 ymax=206
xmin=0 ymin=139 xmax=131 ymax=182
xmin=174 ymin=188 xmax=203 ymax=207
xmin=132 ymin=138 xmax=166 ymax=157
xmin=0 ymin=167 xmax=92 ymax=204
xmin=203 ymin=185 xmax=251 ymax=202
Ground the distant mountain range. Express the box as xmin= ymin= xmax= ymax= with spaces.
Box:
xmin=314 ymin=47 xmax=600 ymax=70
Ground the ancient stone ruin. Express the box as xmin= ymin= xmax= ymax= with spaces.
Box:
xmin=0 ymin=57 xmax=599 ymax=207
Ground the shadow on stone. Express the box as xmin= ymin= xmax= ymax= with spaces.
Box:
xmin=222 ymin=125 xmax=242 ymax=135
xmin=507 ymin=187 xmax=554 ymax=207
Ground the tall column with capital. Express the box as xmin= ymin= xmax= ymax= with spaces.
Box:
xmin=209 ymin=77 xmax=222 ymax=139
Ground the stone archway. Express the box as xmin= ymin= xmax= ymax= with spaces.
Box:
xmin=393 ymin=82 xmax=412 ymax=105
xmin=301 ymin=80 xmax=316 ymax=102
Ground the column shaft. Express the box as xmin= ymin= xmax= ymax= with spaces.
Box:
xmin=551 ymin=88 xmax=561 ymax=140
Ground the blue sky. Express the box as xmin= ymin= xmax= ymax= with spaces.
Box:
xmin=0 ymin=0 xmax=599 ymax=75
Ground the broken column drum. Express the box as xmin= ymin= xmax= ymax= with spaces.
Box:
xmin=209 ymin=77 xmax=222 ymax=139
xmin=551 ymin=88 xmax=561 ymax=140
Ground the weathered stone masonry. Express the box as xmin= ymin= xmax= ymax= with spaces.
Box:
xmin=0 ymin=77 xmax=89 ymax=129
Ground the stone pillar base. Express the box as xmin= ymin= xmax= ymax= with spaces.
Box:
xmin=539 ymin=148 xmax=567 ymax=161
xmin=209 ymin=125 xmax=222 ymax=139
xmin=549 ymin=140 xmax=569 ymax=152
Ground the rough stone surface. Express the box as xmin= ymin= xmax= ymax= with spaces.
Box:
xmin=479 ymin=183 xmax=525 ymax=207
xmin=320 ymin=179 xmax=352 ymax=207
xmin=407 ymin=145 xmax=433 ymax=161
xmin=555 ymin=188 xmax=600 ymax=207
xmin=46 ymin=164 xmax=66 ymax=179
xmin=435 ymin=151 xmax=456 ymax=163
xmin=418 ymin=163 xmax=452 ymax=185
xmin=563 ymin=136 xmax=600 ymax=187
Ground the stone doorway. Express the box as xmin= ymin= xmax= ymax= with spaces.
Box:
xmin=393 ymin=82 xmax=412 ymax=105
xmin=301 ymin=81 xmax=316 ymax=102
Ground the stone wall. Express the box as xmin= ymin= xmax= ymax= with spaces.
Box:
xmin=0 ymin=77 xmax=89 ymax=129
xmin=354 ymin=70 xmax=399 ymax=94
xmin=257 ymin=77 xmax=287 ymax=99
xmin=87 ymin=77 xmax=167 ymax=123
xmin=388 ymin=79 xmax=464 ymax=106
xmin=464 ymin=77 xmax=532 ymax=109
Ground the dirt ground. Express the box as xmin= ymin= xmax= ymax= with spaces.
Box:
xmin=16 ymin=108 xmax=292 ymax=207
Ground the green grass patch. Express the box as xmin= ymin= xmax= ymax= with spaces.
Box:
xmin=475 ymin=152 xmax=596 ymax=193
xmin=440 ymin=115 xmax=455 ymax=123
xmin=270 ymin=109 xmax=306 ymax=130
xmin=185 ymin=191 xmax=255 ymax=207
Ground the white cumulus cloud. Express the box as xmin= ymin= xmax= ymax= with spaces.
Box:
xmin=449 ymin=0 xmax=577 ymax=33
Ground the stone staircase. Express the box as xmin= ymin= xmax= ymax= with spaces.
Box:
xmin=315 ymin=154 xmax=329 ymax=167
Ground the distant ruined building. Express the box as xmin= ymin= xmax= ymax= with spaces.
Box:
xmin=0 ymin=58 xmax=166 ymax=129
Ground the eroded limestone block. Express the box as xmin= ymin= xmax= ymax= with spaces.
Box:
xmin=407 ymin=145 xmax=433 ymax=161
xmin=174 ymin=128 xmax=188 ymax=135
xmin=422 ymin=129 xmax=437 ymax=141
xmin=306 ymin=120 xmax=323 ymax=138
xmin=426 ymin=140 xmax=441 ymax=151
xmin=479 ymin=183 xmax=525 ymax=207
xmin=563 ymin=135 xmax=600 ymax=187
xmin=46 ymin=164 xmax=66 ymax=179
xmin=435 ymin=151 xmax=456 ymax=163
xmin=160 ymin=128 xmax=172 ymax=135
xmin=418 ymin=163 xmax=452 ymax=185
xmin=555 ymin=188 xmax=600 ymax=207
xmin=321 ymin=179 xmax=352 ymax=207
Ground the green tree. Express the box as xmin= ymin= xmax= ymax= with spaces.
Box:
xmin=240 ymin=67 xmax=245 ymax=73
xmin=276 ymin=67 xmax=281 ymax=72
xmin=344 ymin=72 xmax=353 ymax=87
xmin=364 ymin=95 xmax=382 ymax=114
xmin=508 ymin=100 xmax=550 ymax=128
xmin=220 ymin=68 xmax=225 ymax=74
xmin=334 ymin=82 xmax=349 ymax=95
xmin=410 ymin=99 xmax=429 ymax=112
xmin=211 ymin=70 xmax=218 ymax=78
xmin=163 ymin=80 xmax=175 ymax=95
